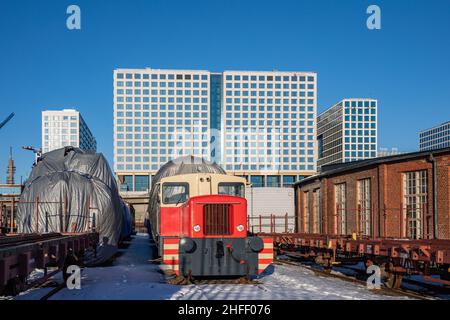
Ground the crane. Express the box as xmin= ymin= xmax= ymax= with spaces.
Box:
xmin=0 ymin=112 xmax=15 ymax=131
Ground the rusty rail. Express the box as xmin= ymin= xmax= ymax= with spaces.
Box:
xmin=0 ymin=232 xmax=99 ymax=296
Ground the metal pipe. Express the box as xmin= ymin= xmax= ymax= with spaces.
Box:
xmin=92 ymin=212 xmax=96 ymax=232
xmin=35 ymin=197 xmax=40 ymax=233
xmin=426 ymin=154 xmax=438 ymax=239
xmin=86 ymin=194 xmax=90 ymax=230
xmin=251 ymin=185 xmax=254 ymax=233
xmin=285 ymin=213 xmax=288 ymax=233
xmin=400 ymin=202 xmax=403 ymax=238
xmin=11 ymin=198 xmax=15 ymax=233
xmin=0 ymin=203 xmax=3 ymax=231
xmin=64 ymin=194 xmax=68 ymax=233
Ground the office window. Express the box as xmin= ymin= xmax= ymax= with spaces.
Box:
xmin=283 ymin=175 xmax=295 ymax=187
xmin=121 ymin=175 xmax=133 ymax=192
xmin=267 ymin=175 xmax=280 ymax=187
xmin=250 ymin=175 xmax=264 ymax=188
xmin=135 ymin=175 xmax=149 ymax=192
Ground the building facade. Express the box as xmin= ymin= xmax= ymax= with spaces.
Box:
xmin=42 ymin=109 xmax=97 ymax=154
xmin=295 ymin=147 xmax=450 ymax=240
xmin=317 ymin=98 xmax=377 ymax=169
xmin=113 ymin=69 xmax=211 ymax=193
xmin=114 ymin=68 xmax=318 ymax=192
xmin=419 ymin=121 xmax=450 ymax=151
xmin=221 ymin=71 xmax=317 ymax=187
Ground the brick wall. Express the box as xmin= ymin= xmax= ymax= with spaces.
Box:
xmin=296 ymin=152 xmax=450 ymax=240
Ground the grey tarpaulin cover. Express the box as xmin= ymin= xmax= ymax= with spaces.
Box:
xmin=17 ymin=147 xmax=129 ymax=266
xmin=146 ymin=156 xmax=225 ymax=243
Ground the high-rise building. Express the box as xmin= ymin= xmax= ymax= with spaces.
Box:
xmin=42 ymin=109 xmax=97 ymax=154
xmin=317 ymin=98 xmax=377 ymax=168
xmin=113 ymin=68 xmax=318 ymax=192
xmin=419 ymin=121 xmax=450 ymax=151
xmin=113 ymin=69 xmax=211 ymax=192
xmin=221 ymin=71 xmax=317 ymax=187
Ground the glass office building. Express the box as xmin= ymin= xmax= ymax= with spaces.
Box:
xmin=42 ymin=109 xmax=97 ymax=154
xmin=419 ymin=121 xmax=450 ymax=151
xmin=221 ymin=71 xmax=317 ymax=187
xmin=114 ymin=69 xmax=211 ymax=192
xmin=114 ymin=68 xmax=318 ymax=191
xmin=317 ymin=98 xmax=377 ymax=168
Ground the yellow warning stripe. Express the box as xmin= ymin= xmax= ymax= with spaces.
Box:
xmin=164 ymin=244 xmax=179 ymax=250
xmin=163 ymin=254 xmax=179 ymax=260
xmin=263 ymin=243 xmax=274 ymax=249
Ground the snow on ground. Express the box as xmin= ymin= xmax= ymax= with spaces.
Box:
xmin=12 ymin=234 xmax=410 ymax=300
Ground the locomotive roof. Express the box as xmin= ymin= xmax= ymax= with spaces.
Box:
xmin=152 ymin=156 xmax=225 ymax=184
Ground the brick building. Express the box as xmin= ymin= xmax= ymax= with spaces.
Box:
xmin=294 ymin=147 xmax=450 ymax=240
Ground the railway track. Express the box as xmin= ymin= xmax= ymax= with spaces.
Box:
xmin=333 ymin=264 xmax=450 ymax=297
xmin=0 ymin=233 xmax=64 ymax=249
xmin=275 ymin=258 xmax=437 ymax=300
xmin=38 ymin=281 xmax=66 ymax=300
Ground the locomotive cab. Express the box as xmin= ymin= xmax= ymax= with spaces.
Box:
xmin=156 ymin=173 xmax=273 ymax=278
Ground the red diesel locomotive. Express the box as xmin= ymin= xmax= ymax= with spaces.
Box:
xmin=146 ymin=157 xmax=273 ymax=278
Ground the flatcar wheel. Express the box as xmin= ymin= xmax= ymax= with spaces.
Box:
xmin=62 ymin=251 xmax=80 ymax=284
xmin=6 ymin=276 xmax=26 ymax=296
xmin=385 ymin=272 xmax=403 ymax=289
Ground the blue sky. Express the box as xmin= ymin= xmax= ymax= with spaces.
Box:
xmin=0 ymin=0 xmax=449 ymax=181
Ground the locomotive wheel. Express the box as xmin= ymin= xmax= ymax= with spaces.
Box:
xmin=169 ymin=275 xmax=194 ymax=285
xmin=238 ymin=276 xmax=252 ymax=284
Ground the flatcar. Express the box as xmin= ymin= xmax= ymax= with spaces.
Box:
xmin=146 ymin=157 xmax=273 ymax=278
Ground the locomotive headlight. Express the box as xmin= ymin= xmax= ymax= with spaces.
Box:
xmin=236 ymin=224 xmax=244 ymax=232
xmin=193 ymin=224 xmax=201 ymax=232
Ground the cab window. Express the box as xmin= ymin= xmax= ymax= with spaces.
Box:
xmin=218 ymin=183 xmax=245 ymax=197
xmin=162 ymin=183 xmax=189 ymax=204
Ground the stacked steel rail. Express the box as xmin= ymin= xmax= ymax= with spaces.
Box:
xmin=258 ymin=232 xmax=450 ymax=289
xmin=0 ymin=232 xmax=98 ymax=295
